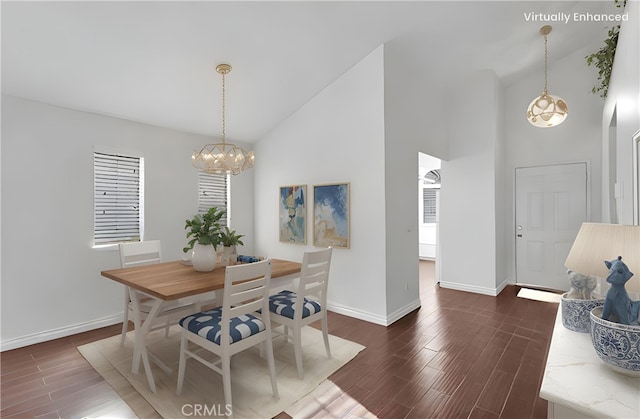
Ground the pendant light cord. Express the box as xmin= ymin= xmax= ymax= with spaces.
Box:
xmin=543 ymin=33 xmax=548 ymax=94
xmin=221 ymin=71 xmax=226 ymax=143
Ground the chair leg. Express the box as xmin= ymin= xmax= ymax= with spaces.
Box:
xmin=120 ymin=295 xmax=130 ymax=347
xmin=164 ymin=317 xmax=170 ymax=338
xmin=294 ymin=327 xmax=304 ymax=380
xmin=321 ymin=314 xmax=332 ymax=359
xmin=222 ymin=356 xmax=233 ymax=418
xmin=265 ymin=335 xmax=279 ymax=400
xmin=120 ymin=318 xmax=129 ymax=347
xmin=176 ymin=332 xmax=188 ymax=396
xmin=283 ymin=325 xmax=289 ymax=343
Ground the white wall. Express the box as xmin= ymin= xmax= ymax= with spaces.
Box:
xmin=603 ymin=0 xmax=639 ymax=227
xmin=602 ymin=1 xmax=640 ymax=291
xmin=503 ymin=46 xmax=605 ymax=285
xmin=0 ymin=95 xmax=254 ymax=349
xmin=383 ymin=43 xmax=449 ymax=320
xmin=253 ymin=46 xmax=390 ymax=324
xmin=438 ymin=71 xmax=503 ymax=295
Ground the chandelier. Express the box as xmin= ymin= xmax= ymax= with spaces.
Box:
xmin=526 ymin=25 xmax=568 ymax=128
xmin=192 ymin=64 xmax=255 ymax=175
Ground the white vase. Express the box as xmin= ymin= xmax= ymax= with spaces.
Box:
xmin=191 ymin=244 xmax=217 ymax=272
xmin=221 ymin=245 xmax=237 ymax=266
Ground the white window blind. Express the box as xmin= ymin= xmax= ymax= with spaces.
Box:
xmin=423 ymin=188 xmax=439 ymax=224
xmin=198 ymin=171 xmax=228 ymax=226
xmin=94 ymin=152 xmax=142 ymax=245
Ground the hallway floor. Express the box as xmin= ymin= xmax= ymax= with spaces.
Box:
xmin=1 ymin=260 xmax=558 ymax=418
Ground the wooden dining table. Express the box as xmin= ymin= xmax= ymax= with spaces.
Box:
xmin=101 ymin=258 xmax=302 ymax=393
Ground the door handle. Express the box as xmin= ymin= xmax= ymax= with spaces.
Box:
xmin=517 ymin=234 xmax=522 ymax=237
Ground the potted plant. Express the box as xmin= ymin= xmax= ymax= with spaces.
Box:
xmin=183 ymin=207 xmax=224 ymax=272
xmin=585 ymin=0 xmax=626 ymax=98
xmin=219 ymin=226 xmax=244 ymax=266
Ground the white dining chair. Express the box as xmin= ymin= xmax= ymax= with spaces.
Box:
xmin=176 ymin=259 xmax=279 ymax=418
xmin=119 ymin=240 xmax=168 ymax=346
xmin=118 ymin=240 xmax=217 ymax=346
xmin=268 ymin=247 xmax=332 ymax=379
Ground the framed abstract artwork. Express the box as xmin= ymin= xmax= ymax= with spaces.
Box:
xmin=279 ymin=185 xmax=307 ymax=244
xmin=313 ymin=183 xmax=350 ymax=248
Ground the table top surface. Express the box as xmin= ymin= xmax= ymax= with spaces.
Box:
xmin=101 ymin=259 xmax=301 ymax=301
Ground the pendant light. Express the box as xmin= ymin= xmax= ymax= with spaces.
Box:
xmin=192 ymin=64 xmax=255 ymax=175
xmin=527 ymin=25 xmax=568 ymax=127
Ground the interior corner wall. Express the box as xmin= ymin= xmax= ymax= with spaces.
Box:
xmin=382 ymin=40 xmax=448 ymax=320
xmin=439 ymin=71 xmax=500 ymax=296
xmin=252 ymin=45 xmax=389 ymax=324
xmin=0 ymin=95 xmax=255 ymax=349
xmin=495 ymin=76 xmax=507 ymax=291
xmin=602 ymin=0 xmax=639 ymax=227
xmin=503 ymin=46 xmax=605 ymax=285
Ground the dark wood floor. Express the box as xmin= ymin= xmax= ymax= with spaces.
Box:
xmin=1 ymin=261 xmax=558 ymax=418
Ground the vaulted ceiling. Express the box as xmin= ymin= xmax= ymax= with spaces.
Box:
xmin=1 ymin=1 xmax=618 ymax=142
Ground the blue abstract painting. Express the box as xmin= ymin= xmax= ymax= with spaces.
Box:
xmin=279 ymin=185 xmax=307 ymax=244
xmin=313 ymin=183 xmax=350 ymax=248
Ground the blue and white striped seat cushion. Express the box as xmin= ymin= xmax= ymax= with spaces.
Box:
xmin=179 ymin=308 xmax=265 ymax=345
xmin=269 ymin=290 xmax=322 ymax=319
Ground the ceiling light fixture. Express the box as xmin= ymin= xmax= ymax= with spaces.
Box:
xmin=192 ymin=64 xmax=254 ymax=175
xmin=526 ymin=25 xmax=568 ymax=128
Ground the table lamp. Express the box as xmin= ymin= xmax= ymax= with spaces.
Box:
xmin=565 ymin=222 xmax=640 ymax=296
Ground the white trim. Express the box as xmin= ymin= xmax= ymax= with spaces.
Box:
xmin=327 ymin=301 xmax=388 ymax=326
xmin=93 ymin=144 xmax=144 ymax=159
xmin=385 ymin=299 xmax=422 ymax=325
xmin=633 ymin=129 xmax=640 ymax=226
xmin=439 ymin=279 xmax=508 ymax=297
xmin=327 ymin=298 xmax=421 ymax=326
xmin=0 ymin=313 xmax=123 ymax=351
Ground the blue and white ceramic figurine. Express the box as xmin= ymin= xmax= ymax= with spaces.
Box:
xmin=561 ymin=269 xmax=604 ymax=333
xmin=601 ymin=256 xmax=640 ymax=326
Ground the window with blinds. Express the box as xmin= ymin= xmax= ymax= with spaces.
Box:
xmin=423 ymin=188 xmax=439 ymax=224
xmin=198 ymin=171 xmax=228 ymax=226
xmin=94 ymin=152 xmax=143 ymax=245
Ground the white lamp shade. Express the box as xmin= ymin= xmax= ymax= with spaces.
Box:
xmin=565 ymin=223 xmax=640 ymax=294
xmin=527 ymin=93 xmax=568 ymax=127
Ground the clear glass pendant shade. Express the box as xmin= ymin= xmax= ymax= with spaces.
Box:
xmin=192 ymin=64 xmax=255 ymax=175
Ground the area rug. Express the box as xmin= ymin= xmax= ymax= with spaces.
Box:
xmin=78 ymin=326 xmax=365 ymax=418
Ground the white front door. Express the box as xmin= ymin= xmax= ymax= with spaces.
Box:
xmin=515 ymin=163 xmax=588 ymax=291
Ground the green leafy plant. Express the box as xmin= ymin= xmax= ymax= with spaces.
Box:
xmin=585 ymin=0 xmax=626 ymax=98
xmin=219 ymin=226 xmax=244 ymax=247
xmin=183 ymin=207 xmax=225 ymax=252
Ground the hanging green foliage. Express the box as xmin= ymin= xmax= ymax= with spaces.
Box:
xmin=585 ymin=0 xmax=626 ymax=99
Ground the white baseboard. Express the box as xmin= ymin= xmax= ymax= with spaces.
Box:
xmin=385 ymin=298 xmax=422 ymax=325
xmin=3 ymin=297 xmax=426 ymax=350
xmin=1 ymin=313 xmax=123 ymax=352
xmin=327 ymin=298 xmax=421 ymax=326
xmin=439 ymin=280 xmax=509 ymax=297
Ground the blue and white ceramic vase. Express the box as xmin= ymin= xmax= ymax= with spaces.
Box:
xmin=561 ymin=293 xmax=605 ymax=333
xmin=590 ymin=306 xmax=640 ymax=377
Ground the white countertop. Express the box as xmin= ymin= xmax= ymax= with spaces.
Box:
xmin=540 ymin=309 xmax=640 ymax=418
